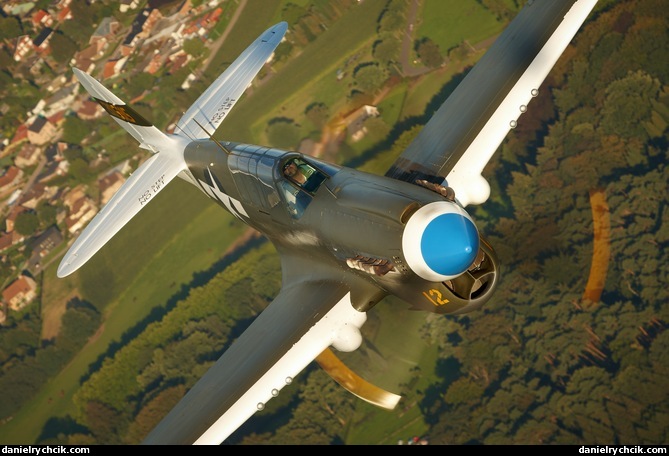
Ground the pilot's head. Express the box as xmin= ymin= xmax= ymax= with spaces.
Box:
xmin=283 ymin=160 xmax=298 ymax=177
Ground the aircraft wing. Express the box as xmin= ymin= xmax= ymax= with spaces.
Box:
xmin=174 ymin=21 xmax=287 ymax=140
xmin=385 ymin=0 xmax=597 ymax=207
xmin=57 ymin=151 xmax=185 ymax=277
xmin=142 ymin=269 xmax=367 ymax=445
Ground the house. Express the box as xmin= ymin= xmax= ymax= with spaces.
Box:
xmin=56 ymin=5 xmax=72 ymax=22
xmin=14 ymin=35 xmax=33 ymax=62
xmin=38 ymin=143 xmax=70 ymax=183
xmin=70 ymin=44 xmax=98 ymax=73
xmin=70 ymin=52 xmax=96 ymax=74
xmin=2 ymin=275 xmax=38 ymax=312
xmin=119 ymin=0 xmax=141 ymax=13
xmin=346 ymin=105 xmax=380 ymax=142
xmin=0 ymin=232 xmax=13 ymax=252
xmin=30 ymin=226 xmax=62 ymax=258
xmin=0 ymin=166 xmax=23 ymax=198
xmin=4 ymin=204 xmax=25 ymax=234
xmin=54 ymin=0 xmax=73 ymax=22
xmin=178 ymin=0 xmax=193 ymax=16
xmin=179 ymin=6 xmax=223 ymax=41
xmin=65 ymin=197 xmax=97 ymax=234
xmin=32 ymin=9 xmax=54 ymax=28
xmin=77 ymin=100 xmax=102 ymax=120
xmin=42 ymin=84 xmax=78 ymax=118
xmin=122 ymin=8 xmax=163 ymax=52
xmin=38 ymin=159 xmax=69 ymax=183
xmin=46 ymin=75 xmax=68 ymax=93
xmin=102 ymin=57 xmax=128 ymax=79
xmin=19 ymin=183 xmax=57 ymax=210
xmin=167 ymin=50 xmax=191 ymax=73
xmin=14 ymin=143 xmax=41 ymax=168
xmin=3 ymin=231 xmax=24 ymax=250
xmin=4 ymin=2 xmax=34 ymax=16
xmin=27 ymin=116 xmax=57 ymax=146
xmin=90 ymin=17 xmax=121 ymax=48
xmin=63 ymin=186 xmax=97 ymax=234
xmin=33 ymin=27 xmax=54 ymax=54
xmin=10 ymin=124 xmax=28 ymax=147
xmin=99 ymin=170 xmax=125 ymax=205
xmin=144 ymin=51 xmax=164 ymax=74
xmin=27 ymin=225 xmax=63 ymax=270
xmin=48 ymin=110 xmax=66 ymax=129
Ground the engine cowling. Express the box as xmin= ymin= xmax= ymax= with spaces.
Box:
xmin=402 ymin=201 xmax=479 ymax=282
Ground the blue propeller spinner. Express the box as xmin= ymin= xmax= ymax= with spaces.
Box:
xmin=402 ymin=202 xmax=479 ymax=282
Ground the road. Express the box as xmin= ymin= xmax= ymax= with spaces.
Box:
xmin=200 ymin=0 xmax=249 ymax=76
xmin=400 ymin=0 xmax=430 ymax=77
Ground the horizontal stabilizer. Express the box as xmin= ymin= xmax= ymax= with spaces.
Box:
xmin=175 ymin=21 xmax=287 ymax=140
xmin=57 ymin=151 xmax=185 ymax=277
xmin=72 ymin=68 xmax=172 ymax=153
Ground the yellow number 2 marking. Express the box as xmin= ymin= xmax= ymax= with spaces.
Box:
xmin=423 ymin=288 xmax=450 ymax=307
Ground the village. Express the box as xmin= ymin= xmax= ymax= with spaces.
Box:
xmin=0 ymin=0 xmax=234 ymax=323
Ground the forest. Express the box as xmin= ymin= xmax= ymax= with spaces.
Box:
xmin=1 ymin=0 xmax=667 ymax=445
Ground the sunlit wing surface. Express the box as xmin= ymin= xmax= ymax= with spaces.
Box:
xmin=142 ymin=278 xmax=367 ymax=445
xmin=174 ymin=22 xmax=287 ymax=140
xmin=57 ymin=151 xmax=186 ymax=277
xmin=385 ymin=0 xmax=598 ymax=207
xmin=72 ymin=68 xmax=173 ymax=153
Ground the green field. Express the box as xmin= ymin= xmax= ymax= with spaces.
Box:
xmin=227 ymin=0 xmax=389 ymax=145
xmin=418 ymin=0 xmax=508 ymax=52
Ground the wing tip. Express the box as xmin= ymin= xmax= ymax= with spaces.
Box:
xmin=265 ymin=21 xmax=288 ymax=42
xmin=57 ymin=253 xmax=79 ymax=278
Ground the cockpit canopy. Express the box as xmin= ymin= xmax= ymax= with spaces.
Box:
xmin=226 ymin=143 xmax=337 ymax=217
xmin=277 ymin=156 xmax=329 ymax=217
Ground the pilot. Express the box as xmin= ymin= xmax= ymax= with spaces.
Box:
xmin=283 ymin=159 xmax=310 ymax=186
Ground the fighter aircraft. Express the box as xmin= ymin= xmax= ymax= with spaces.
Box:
xmin=57 ymin=0 xmax=597 ymax=445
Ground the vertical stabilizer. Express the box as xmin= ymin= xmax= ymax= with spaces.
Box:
xmin=73 ymin=68 xmax=173 ymax=153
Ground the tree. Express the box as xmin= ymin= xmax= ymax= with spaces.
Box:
xmin=600 ymin=70 xmax=661 ymax=140
xmin=124 ymin=72 xmax=155 ymax=99
xmin=305 ymin=102 xmax=329 ymax=129
xmin=84 ymin=401 xmax=127 ymax=444
xmin=59 ymin=300 xmax=101 ymax=351
xmin=183 ymin=38 xmax=207 ymax=59
xmin=124 ymin=385 xmax=186 ymax=444
xmin=49 ymin=31 xmax=79 ymax=65
xmin=353 ymin=63 xmax=387 ymax=94
xmin=444 ymin=377 xmax=485 ymax=406
xmin=0 ymin=17 xmax=22 ymax=41
xmin=62 ymin=115 xmax=91 ymax=144
xmin=362 ymin=116 xmax=389 ymax=139
xmin=14 ymin=211 xmax=39 ymax=236
xmin=36 ymin=201 xmax=57 ymax=228
xmin=378 ymin=5 xmax=404 ymax=33
xmin=373 ymin=34 xmax=400 ymax=66
xmin=68 ymin=157 xmax=91 ymax=184
xmin=282 ymin=2 xmax=308 ymax=27
xmin=266 ymin=117 xmax=301 ymax=149
xmin=416 ymin=38 xmax=443 ymax=69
